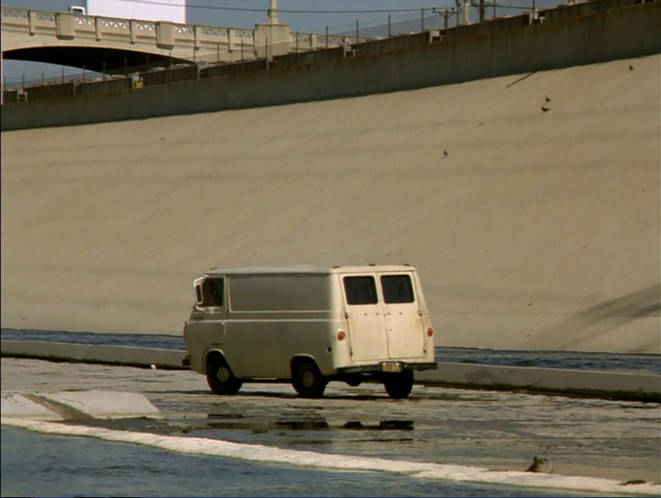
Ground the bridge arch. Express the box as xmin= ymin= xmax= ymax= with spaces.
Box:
xmin=3 ymin=45 xmax=184 ymax=73
xmin=1 ymin=7 xmax=262 ymax=72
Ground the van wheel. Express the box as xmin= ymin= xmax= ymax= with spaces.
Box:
xmin=383 ymin=370 xmax=413 ymax=399
xmin=206 ymin=356 xmax=242 ymax=395
xmin=292 ymin=360 xmax=327 ymax=398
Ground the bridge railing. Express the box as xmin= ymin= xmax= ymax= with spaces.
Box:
xmin=2 ymin=6 xmax=364 ymax=68
xmin=1 ymin=6 xmax=259 ymax=62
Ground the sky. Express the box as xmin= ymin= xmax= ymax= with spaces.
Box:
xmin=2 ymin=0 xmax=555 ymax=84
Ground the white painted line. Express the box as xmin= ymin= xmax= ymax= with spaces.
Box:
xmin=3 ymin=418 xmax=658 ymax=496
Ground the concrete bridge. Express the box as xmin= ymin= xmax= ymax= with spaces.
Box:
xmin=1 ymin=6 xmax=350 ymax=73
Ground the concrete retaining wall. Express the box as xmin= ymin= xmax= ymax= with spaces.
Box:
xmin=417 ymin=362 xmax=661 ymax=401
xmin=1 ymin=340 xmax=185 ymax=370
xmin=77 ymin=78 xmax=132 ymax=95
xmin=3 ymin=1 xmax=659 ymax=130
xmin=24 ymin=82 xmax=75 ymax=102
xmin=2 ymin=340 xmax=658 ymax=401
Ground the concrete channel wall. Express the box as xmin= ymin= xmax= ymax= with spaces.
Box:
xmin=2 ymin=341 xmax=659 ymax=401
xmin=2 ymin=0 xmax=659 ymax=130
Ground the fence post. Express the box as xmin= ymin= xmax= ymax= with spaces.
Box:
xmin=355 ymin=20 xmax=359 ymax=44
xmin=325 ymin=25 xmax=328 ymax=48
xmin=265 ymin=32 xmax=269 ymax=70
xmin=388 ymin=13 xmax=391 ymax=37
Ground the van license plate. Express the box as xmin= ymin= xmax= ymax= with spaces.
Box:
xmin=382 ymin=362 xmax=403 ymax=373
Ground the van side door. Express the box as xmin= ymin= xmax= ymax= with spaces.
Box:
xmin=190 ymin=276 xmax=226 ymax=365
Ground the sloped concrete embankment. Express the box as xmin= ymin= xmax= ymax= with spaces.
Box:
xmin=2 ymin=1 xmax=660 ymax=353
xmin=2 ymin=53 xmax=658 ymax=353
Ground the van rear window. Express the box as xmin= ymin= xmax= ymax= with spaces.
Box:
xmin=344 ymin=276 xmax=378 ymax=305
xmin=381 ymin=275 xmax=414 ymax=303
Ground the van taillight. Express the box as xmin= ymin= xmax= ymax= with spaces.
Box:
xmin=337 ymin=330 xmax=346 ymax=341
xmin=427 ymin=328 xmax=434 ymax=337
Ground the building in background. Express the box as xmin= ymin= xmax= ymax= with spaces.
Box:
xmin=69 ymin=0 xmax=186 ymax=23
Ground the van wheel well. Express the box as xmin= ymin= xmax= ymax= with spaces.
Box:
xmin=206 ymin=351 xmax=242 ymax=395
xmin=291 ymin=357 xmax=326 ymax=398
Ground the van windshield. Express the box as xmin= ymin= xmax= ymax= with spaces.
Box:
xmin=381 ymin=275 xmax=414 ymax=303
xmin=199 ymin=278 xmax=223 ymax=307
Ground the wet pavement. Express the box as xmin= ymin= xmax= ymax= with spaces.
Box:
xmin=2 ymin=357 xmax=659 ymax=496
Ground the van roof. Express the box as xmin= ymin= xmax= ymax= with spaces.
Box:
xmin=204 ymin=264 xmax=415 ymax=276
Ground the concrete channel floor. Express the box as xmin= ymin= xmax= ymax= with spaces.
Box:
xmin=1 ymin=357 xmax=659 ymax=490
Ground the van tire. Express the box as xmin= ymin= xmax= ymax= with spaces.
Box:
xmin=292 ymin=360 xmax=326 ymax=398
xmin=383 ymin=370 xmax=413 ymax=399
xmin=206 ymin=355 xmax=242 ymax=395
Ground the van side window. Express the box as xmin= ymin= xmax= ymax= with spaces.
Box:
xmin=229 ymin=275 xmax=330 ymax=311
xmin=381 ymin=275 xmax=414 ymax=303
xmin=200 ymin=278 xmax=223 ymax=307
xmin=343 ymin=276 xmax=378 ymax=305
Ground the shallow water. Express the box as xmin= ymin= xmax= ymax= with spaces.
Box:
xmin=2 ymin=328 xmax=659 ymax=374
xmin=0 ymin=426 xmax=599 ymax=497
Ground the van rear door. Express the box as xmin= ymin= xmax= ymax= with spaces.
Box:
xmin=380 ymin=274 xmax=425 ymax=359
xmin=342 ymin=275 xmax=388 ymax=361
xmin=342 ymin=273 xmax=425 ymax=362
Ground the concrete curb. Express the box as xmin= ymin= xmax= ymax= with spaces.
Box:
xmin=417 ymin=363 xmax=661 ymax=402
xmin=1 ymin=340 xmax=185 ymax=370
xmin=2 ymin=340 xmax=659 ymax=401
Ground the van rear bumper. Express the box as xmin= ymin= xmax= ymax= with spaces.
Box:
xmin=337 ymin=361 xmax=437 ymax=375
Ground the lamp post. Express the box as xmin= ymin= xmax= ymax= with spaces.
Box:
xmin=267 ymin=0 xmax=279 ymax=25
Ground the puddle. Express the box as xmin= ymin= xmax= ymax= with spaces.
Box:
xmin=276 ymin=419 xmax=330 ymax=430
xmin=343 ymin=420 xmax=414 ymax=431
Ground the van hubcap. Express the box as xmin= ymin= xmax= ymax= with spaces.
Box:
xmin=216 ymin=366 xmax=231 ymax=383
xmin=302 ymin=370 xmax=315 ymax=388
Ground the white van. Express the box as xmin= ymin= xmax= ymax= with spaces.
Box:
xmin=183 ymin=265 xmax=436 ymax=398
